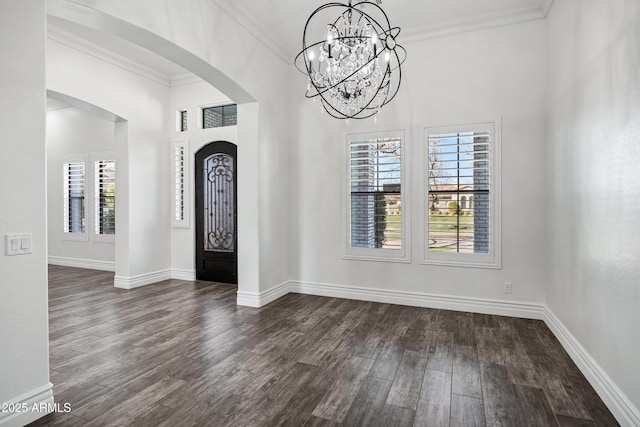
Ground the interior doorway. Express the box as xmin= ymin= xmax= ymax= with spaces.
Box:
xmin=195 ymin=141 xmax=238 ymax=284
xmin=46 ymin=91 xmax=122 ymax=274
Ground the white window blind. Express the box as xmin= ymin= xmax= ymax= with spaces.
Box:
xmin=349 ymin=136 xmax=402 ymax=251
xmin=63 ymin=162 xmax=85 ymax=234
xmin=424 ymin=121 xmax=500 ymax=268
xmin=174 ymin=144 xmax=185 ymax=222
xmin=95 ymin=159 xmax=115 ymax=235
xmin=172 ymin=140 xmax=189 ymax=228
xmin=180 ymin=110 xmax=188 ymax=132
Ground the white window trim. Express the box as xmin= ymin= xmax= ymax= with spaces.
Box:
xmin=61 ymin=156 xmax=88 ymax=242
xmin=92 ymin=153 xmax=116 ymax=244
xmin=418 ymin=118 xmax=502 ymax=269
xmin=172 ymin=139 xmax=190 ymax=228
xmin=343 ymin=126 xmax=410 ymax=263
xmin=176 ymin=109 xmax=188 ymax=133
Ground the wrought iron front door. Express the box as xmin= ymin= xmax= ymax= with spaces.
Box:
xmin=195 ymin=141 xmax=237 ymax=284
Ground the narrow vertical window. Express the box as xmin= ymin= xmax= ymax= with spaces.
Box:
xmin=95 ymin=159 xmax=115 ymax=236
xmin=174 ymin=144 xmax=185 ymax=221
xmin=172 ymin=140 xmax=189 ymax=228
xmin=180 ymin=110 xmax=188 ymax=132
xmin=63 ymin=162 xmax=85 ymax=234
xmin=423 ymin=121 xmax=500 ymax=268
xmin=346 ymin=129 xmax=408 ymax=261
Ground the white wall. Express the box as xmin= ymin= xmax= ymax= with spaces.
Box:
xmin=170 ymin=80 xmax=237 ymax=277
xmin=546 ymin=0 xmax=640 ymax=420
xmin=0 ymin=1 xmax=53 ymax=425
xmin=47 ymin=106 xmax=116 ymax=266
xmin=290 ymin=20 xmax=548 ymax=307
xmin=47 ymin=33 xmax=172 ymax=282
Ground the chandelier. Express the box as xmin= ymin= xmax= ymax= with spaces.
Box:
xmin=295 ymin=0 xmax=406 ymax=120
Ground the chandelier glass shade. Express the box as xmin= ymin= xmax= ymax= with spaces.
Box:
xmin=295 ymin=0 xmax=406 ymax=120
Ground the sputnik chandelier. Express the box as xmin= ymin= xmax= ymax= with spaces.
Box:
xmin=295 ymin=0 xmax=406 ymax=120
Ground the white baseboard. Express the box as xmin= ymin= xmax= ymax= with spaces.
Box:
xmin=48 ymin=260 xmax=196 ymax=283
xmin=114 ymin=269 xmax=171 ymax=289
xmin=170 ymin=268 xmax=196 ymax=281
xmin=0 ymin=383 xmax=54 ymax=427
xmin=289 ymin=280 xmax=544 ymax=319
xmin=238 ymin=279 xmax=543 ymax=319
xmin=237 ymin=281 xmax=290 ymax=308
xmin=543 ymin=307 xmax=640 ymax=427
xmin=48 ymin=256 xmax=115 ymax=272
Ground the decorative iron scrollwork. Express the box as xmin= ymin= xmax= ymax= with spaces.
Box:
xmin=204 ymin=153 xmax=234 ymax=252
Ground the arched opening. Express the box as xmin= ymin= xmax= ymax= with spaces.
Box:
xmin=46 ymin=90 xmax=125 ymax=274
xmin=45 ymin=2 xmax=261 ymax=299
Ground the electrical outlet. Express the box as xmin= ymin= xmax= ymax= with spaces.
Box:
xmin=504 ymin=282 xmax=513 ymax=294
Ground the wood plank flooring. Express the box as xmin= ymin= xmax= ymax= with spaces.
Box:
xmin=30 ymin=265 xmax=618 ymax=426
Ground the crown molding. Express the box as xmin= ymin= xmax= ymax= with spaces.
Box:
xmin=171 ymin=73 xmax=204 ymax=87
xmin=211 ymin=0 xmax=553 ymax=65
xmin=47 ymin=25 xmax=173 ymax=87
xmin=401 ymin=3 xmax=550 ymax=44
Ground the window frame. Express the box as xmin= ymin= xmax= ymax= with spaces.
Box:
xmin=201 ymin=103 xmax=238 ymax=129
xmin=343 ymin=127 xmax=410 ymax=263
xmin=61 ymin=157 xmax=88 ymax=241
xmin=418 ymin=119 xmax=501 ymax=269
xmin=177 ymin=109 xmax=188 ymax=133
xmin=92 ymin=154 xmax=116 ymax=243
xmin=172 ymin=139 xmax=190 ymax=229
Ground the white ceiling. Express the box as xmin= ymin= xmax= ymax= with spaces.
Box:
xmin=46 ymin=0 xmax=553 ymax=81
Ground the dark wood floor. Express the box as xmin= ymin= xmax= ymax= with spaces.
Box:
xmin=30 ymin=265 xmax=617 ymax=427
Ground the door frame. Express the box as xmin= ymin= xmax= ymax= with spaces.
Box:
xmin=194 ymin=141 xmax=238 ymax=284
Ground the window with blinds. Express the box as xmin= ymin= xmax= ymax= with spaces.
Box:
xmin=180 ymin=110 xmax=188 ymax=132
xmin=95 ymin=159 xmax=115 ymax=236
xmin=348 ymin=133 xmax=404 ymax=256
xmin=424 ymin=121 xmax=500 ymax=268
xmin=174 ymin=144 xmax=185 ymax=222
xmin=203 ymin=104 xmax=237 ymax=128
xmin=63 ymin=162 xmax=85 ymax=234
xmin=172 ymin=140 xmax=189 ymax=228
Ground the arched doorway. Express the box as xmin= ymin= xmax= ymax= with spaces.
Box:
xmin=47 ymin=0 xmax=263 ymax=301
xmin=195 ymin=141 xmax=238 ymax=284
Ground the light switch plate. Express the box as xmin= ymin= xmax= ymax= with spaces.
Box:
xmin=6 ymin=233 xmax=32 ymax=256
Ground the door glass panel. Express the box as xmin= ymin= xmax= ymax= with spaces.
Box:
xmin=203 ymin=153 xmax=234 ymax=252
